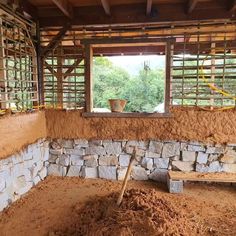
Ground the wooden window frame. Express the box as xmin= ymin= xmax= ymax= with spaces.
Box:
xmin=82 ymin=38 xmax=172 ymax=118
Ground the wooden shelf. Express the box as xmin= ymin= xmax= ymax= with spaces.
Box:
xmin=82 ymin=112 xmax=172 ymax=118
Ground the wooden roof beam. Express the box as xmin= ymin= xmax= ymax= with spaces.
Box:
xmin=101 ymin=0 xmax=111 ymax=15
xmin=52 ymin=0 xmax=73 ymax=18
xmin=146 ymin=0 xmax=152 ymax=16
xmin=187 ymin=0 xmax=199 ymax=14
xmin=228 ymin=0 xmax=236 ymax=12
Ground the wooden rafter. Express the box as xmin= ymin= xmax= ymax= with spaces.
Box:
xmin=42 ymin=22 xmax=71 ymax=57
xmin=187 ymin=0 xmax=199 ymax=14
xmin=228 ymin=0 xmax=236 ymax=12
xmin=101 ymin=0 xmax=110 ymax=15
xmin=146 ymin=0 xmax=152 ymax=16
xmin=52 ymin=0 xmax=73 ymax=18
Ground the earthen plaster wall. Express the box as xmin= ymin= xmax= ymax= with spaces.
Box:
xmin=45 ymin=107 xmax=236 ymax=144
xmin=0 ymin=111 xmax=47 ymax=160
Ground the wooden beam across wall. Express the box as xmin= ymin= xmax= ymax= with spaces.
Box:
xmin=42 ymin=22 xmax=71 ymax=57
xmin=187 ymin=0 xmax=199 ymax=14
xmin=146 ymin=0 xmax=152 ymax=16
xmin=101 ymin=0 xmax=110 ymax=15
xmin=52 ymin=0 xmax=73 ymax=18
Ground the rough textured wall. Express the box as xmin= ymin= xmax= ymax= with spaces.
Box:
xmin=45 ymin=107 xmax=236 ymax=144
xmin=0 ymin=112 xmax=47 ymax=160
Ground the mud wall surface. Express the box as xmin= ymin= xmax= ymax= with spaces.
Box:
xmin=45 ymin=108 xmax=236 ymax=144
xmin=0 ymin=112 xmax=47 ymax=160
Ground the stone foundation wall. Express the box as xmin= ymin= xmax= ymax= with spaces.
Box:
xmin=0 ymin=139 xmax=49 ymax=211
xmin=47 ymin=139 xmax=236 ymax=181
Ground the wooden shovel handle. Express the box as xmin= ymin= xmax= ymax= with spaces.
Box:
xmin=117 ymin=147 xmax=136 ymax=206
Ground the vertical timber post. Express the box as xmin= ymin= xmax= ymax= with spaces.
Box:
xmin=85 ymin=44 xmax=93 ymax=112
xmin=165 ymin=41 xmax=171 ymax=113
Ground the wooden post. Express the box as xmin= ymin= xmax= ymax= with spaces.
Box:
xmin=85 ymin=44 xmax=93 ymax=112
xmin=210 ymin=38 xmax=216 ymax=110
xmin=0 ymin=18 xmax=7 ymax=110
xmin=165 ymin=41 xmax=171 ymax=113
xmin=57 ymin=47 xmax=64 ymax=109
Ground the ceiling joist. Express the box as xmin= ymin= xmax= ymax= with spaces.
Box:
xmin=229 ymin=0 xmax=236 ymax=12
xmin=187 ymin=0 xmax=199 ymax=14
xmin=146 ymin=0 xmax=152 ymax=16
xmin=52 ymin=0 xmax=73 ymax=18
xmin=101 ymin=0 xmax=110 ymax=15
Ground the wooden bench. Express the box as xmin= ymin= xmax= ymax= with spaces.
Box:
xmin=167 ymin=171 xmax=236 ymax=193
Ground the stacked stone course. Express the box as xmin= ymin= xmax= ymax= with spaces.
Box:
xmin=47 ymin=139 xmax=236 ymax=181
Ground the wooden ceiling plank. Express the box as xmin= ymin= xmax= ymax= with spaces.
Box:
xmin=187 ymin=0 xmax=199 ymax=14
xmin=146 ymin=0 xmax=152 ymax=16
xmin=229 ymin=0 xmax=236 ymax=12
xmin=101 ymin=0 xmax=110 ymax=15
xmin=52 ymin=0 xmax=73 ymax=18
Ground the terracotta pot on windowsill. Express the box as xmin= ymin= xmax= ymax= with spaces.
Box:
xmin=108 ymin=99 xmax=127 ymax=112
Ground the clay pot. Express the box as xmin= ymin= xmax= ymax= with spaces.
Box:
xmin=108 ymin=99 xmax=127 ymax=112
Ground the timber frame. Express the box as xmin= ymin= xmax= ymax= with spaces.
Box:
xmin=82 ymin=38 xmax=173 ymax=116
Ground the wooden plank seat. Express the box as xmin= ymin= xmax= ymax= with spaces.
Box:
xmin=167 ymin=171 xmax=236 ymax=193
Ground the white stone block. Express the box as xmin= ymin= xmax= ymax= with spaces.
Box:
xmin=208 ymin=161 xmax=222 ymax=172
xmin=11 ymin=163 xmax=25 ymax=178
xmin=98 ymin=166 xmax=117 ymax=180
xmin=0 ymin=171 xmax=7 ymax=192
xmin=74 ymin=139 xmax=89 ymax=147
xmin=103 ymin=142 xmax=122 ymax=155
xmin=206 ymin=146 xmax=224 ymax=154
xmin=33 ymin=176 xmax=41 ymax=186
xmin=85 ymin=146 xmax=106 ymax=155
xmin=16 ymin=182 xmax=33 ymax=196
xmin=149 ymin=141 xmax=163 ymax=153
xmin=67 ymin=166 xmax=82 ymax=177
xmin=0 ymin=192 xmax=9 ymax=212
xmin=117 ymin=167 xmax=128 ymax=181
xmin=125 ymin=146 xmax=145 ymax=157
xmin=153 ymin=158 xmax=169 ymax=169
xmin=48 ymin=154 xmax=58 ymax=163
xmin=58 ymin=154 xmax=70 ymax=166
xmin=11 ymin=154 xmax=24 ymax=165
xmin=182 ymin=151 xmax=196 ymax=162
xmin=172 ymin=161 xmax=194 ymax=172
xmin=222 ymin=164 xmax=236 ymax=173
xmin=220 ymin=150 xmax=236 ymax=164
xmin=145 ymin=151 xmax=160 ymax=158
xmin=141 ymin=157 xmax=153 ymax=170
xmin=61 ymin=140 xmax=74 ymax=149
xmin=119 ymin=154 xmax=131 ymax=167
xmin=89 ymin=140 xmax=103 ymax=146
xmin=126 ymin=141 xmax=148 ymax=149
xmin=81 ymin=167 xmax=98 ymax=178
xmin=99 ymin=155 xmax=119 ymax=166
xmin=48 ymin=164 xmax=67 ymax=176
xmin=149 ymin=169 xmax=168 ymax=183
xmin=131 ymin=166 xmax=148 ymax=180
xmin=70 ymin=155 xmax=84 ymax=166
xmin=162 ymin=142 xmax=180 ymax=158
xmin=84 ymin=155 xmax=98 ymax=167
xmin=49 ymin=149 xmax=63 ymax=155
xmin=187 ymin=145 xmax=205 ymax=152
xmin=196 ymin=152 xmax=208 ymax=164
xmin=64 ymin=148 xmax=85 ymax=156
xmin=196 ymin=164 xmax=209 ymax=172
xmin=38 ymin=167 xmax=47 ymax=180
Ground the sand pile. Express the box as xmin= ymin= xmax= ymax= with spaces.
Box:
xmin=56 ymin=188 xmax=204 ymax=236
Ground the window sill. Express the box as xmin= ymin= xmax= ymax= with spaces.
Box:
xmin=82 ymin=112 xmax=172 ymax=118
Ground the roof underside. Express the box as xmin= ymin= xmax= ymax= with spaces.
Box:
xmin=3 ymin=0 xmax=236 ymax=28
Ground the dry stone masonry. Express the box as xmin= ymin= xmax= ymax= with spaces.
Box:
xmin=47 ymin=139 xmax=236 ymax=181
xmin=0 ymin=139 xmax=49 ymax=211
xmin=1 ymin=138 xmax=236 ymax=212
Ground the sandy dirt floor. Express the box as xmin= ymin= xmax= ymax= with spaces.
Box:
xmin=0 ymin=177 xmax=235 ymax=236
